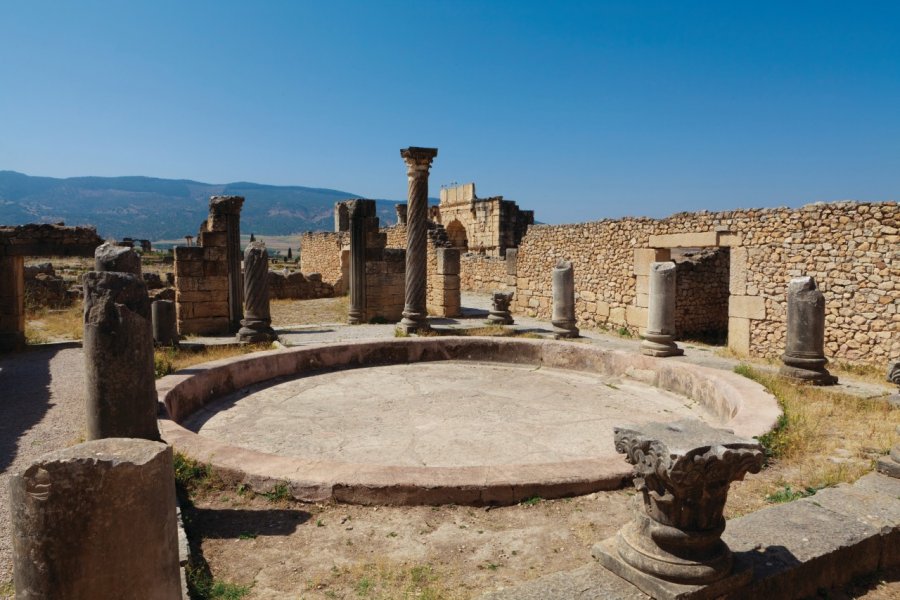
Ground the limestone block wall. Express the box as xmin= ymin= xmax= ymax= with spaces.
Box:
xmin=428 ymin=248 xmax=461 ymax=317
xmin=174 ymin=230 xmax=230 ymax=335
xmin=508 ymin=201 xmax=898 ymax=365
xmin=460 ymin=253 xmax=515 ymax=294
xmin=435 ymin=183 xmax=534 ymax=257
xmin=365 ymin=248 xmax=405 ymax=321
xmin=299 ymin=231 xmax=347 ymax=294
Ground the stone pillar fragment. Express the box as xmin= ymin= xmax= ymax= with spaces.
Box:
xmin=641 ymin=261 xmax=683 ymax=357
xmin=876 ymin=364 xmax=900 ymax=477
xmin=208 ymin=195 xmax=244 ymax=333
xmin=83 ymin=271 xmax=159 ymax=441
xmin=487 ymin=291 xmax=514 ymax=325
xmin=593 ymin=420 xmax=764 ymax=600
xmin=94 ymin=242 xmax=142 ymax=275
xmin=237 ymin=241 xmax=276 ymax=343
xmin=0 ymin=255 xmax=25 ymax=352
xmin=152 ymin=299 xmax=178 ymax=346
xmin=551 ymin=259 xmax=579 ymax=338
xmin=396 ymin=203 xmax=408 ymax=226
xmin=398 ymin=147 xmax=438 ymax=334
xmin=347 ymin=200 xmax=368 ymax=324
xmin=779 ymin=276 xmax=837 ymax=385
xmin=10 ymin=438 xmax=181 ymax=599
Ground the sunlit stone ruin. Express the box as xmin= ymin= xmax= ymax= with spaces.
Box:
xmin=2 ymin=146 xmax=898 ymax=599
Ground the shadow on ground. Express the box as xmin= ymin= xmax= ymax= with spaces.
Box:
xmin=0 ymin=347 xmax=57 ymax=474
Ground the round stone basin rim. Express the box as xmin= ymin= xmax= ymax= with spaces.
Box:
xmin=157 ymin=337 xmax=780 ymax=505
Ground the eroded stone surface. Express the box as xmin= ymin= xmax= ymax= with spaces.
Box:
xmin=184 ymin=361 xmax=718 ymax=468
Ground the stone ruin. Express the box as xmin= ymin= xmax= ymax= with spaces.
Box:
xmin=0 ymin=223 xmax=103 ymax=351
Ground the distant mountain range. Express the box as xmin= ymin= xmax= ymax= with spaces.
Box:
xmin=0 ymin=170 xmax=404 ymax=240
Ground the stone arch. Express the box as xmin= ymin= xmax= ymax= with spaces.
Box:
xmin=446 ymin=220 xmax=468 ymax=251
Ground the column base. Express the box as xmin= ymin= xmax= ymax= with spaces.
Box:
xmin=641 ymin=332 xmax=683 ymax=357
xmin=348 ymin=310 xmax=364 ymax=325
xmin=593 ymin=537 xmax=752 ymax=600
xmin=779 ymin=355 xmax=837 ymax=386
xmin=486 ymin=313 xmax=514 ymax=326
xmin=552 ymin=319 xmax=579 ymax=339
xmin=397 ymin=317 xmax=429 ymax=335
xmin=237 ymin=321 xmax=277 ymax=344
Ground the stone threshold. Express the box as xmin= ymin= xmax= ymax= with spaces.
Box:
xmin=480 ymin=472 xmax=900 ymax=600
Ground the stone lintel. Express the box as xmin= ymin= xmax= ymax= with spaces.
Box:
xmin=648 ymin=231 xmax=738 ymax=249
xmin=728 ymin=295 xmax=766 ymax=320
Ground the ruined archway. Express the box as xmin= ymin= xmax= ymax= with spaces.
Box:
xmin=446 ymin=219 xmax=468 ymax=251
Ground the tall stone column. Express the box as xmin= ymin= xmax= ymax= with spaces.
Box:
xmin=83 ymin=271 xmax=159 ymax=441
xmin=779 ymin=276 xmax=837 ymax=385
xmin=0 ymin=255 xmax=25 ymax=352
xmin=551 ymin=259 xmax=579 ymax=338
xmin=237 ymin=241 xmax=276 ymax=343
xmin=10 ymin=438 xmax=181 ymax=599
xmin=398 ymin=147 xmax=438 ymax=334
xmin=641 ymin=261 xmax=683 ymax=357
xmin=347 ymin=200 xmax=368 ymax=324
xmin=594 ymin=420 xmax=764 ymax=600
xmin=208 ymin=195 xmax=245 ymax=333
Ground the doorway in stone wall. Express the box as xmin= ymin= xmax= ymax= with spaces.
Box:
xmin=446 ymin=219 xmax=468 ymax=252
xmin=671 ymin=247 xmax=731 ymax=345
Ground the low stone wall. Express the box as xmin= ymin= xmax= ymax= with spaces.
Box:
xmin=24 ymin=263 xmax=74 ymax=308
xmin=267 ymin=270 xmax=334 ymax=300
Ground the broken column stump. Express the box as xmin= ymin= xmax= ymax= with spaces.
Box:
xmin=779 ymin=276 xmax=837 ymax=385
xmin=551 ymin=259 xmax=579 ymax=338
xmin=487 ymin=291 xmax=514 ymax=325
xmin=10 ymin=438 xmax=181 ymax=599
xmin=593 ymin=420 xmax=764 ymax=600
xmin=641 ymin=261 xmax=683 ymax=357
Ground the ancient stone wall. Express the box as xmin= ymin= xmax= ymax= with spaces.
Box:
xmin=673 ymin=248 xmax=730 ymax=339
xmin=267 ymin=270 xmax=335 ymax=300
xmin=434 ymin=183 xmax=533 ymax=257
xmin=508 ymin=202 xmax=898 ymax=364
xmin=460 ymin=253 xmax=515 ymax=294
xmin=174 ymin=229 xmax=230 ymax=335
xmin=299 ymin=231 xmax=347 ymax=293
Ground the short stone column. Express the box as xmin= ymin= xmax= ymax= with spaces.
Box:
xmin=551 ymin=259 xmax=579 ymax=338
xmin=208 ymin=195 xmax=245 ymax=333
xmin=95 ymin=242 xmax=142 ymax=275
xmin=237 ymin=241 xmax=276 ymax=343
xmin=487 ymin=291 xmax=514 ymax=325
xmin=347 ymin=200 xmax=368 ymax=325
xmin=10 ymin=438 xmax=181 ymax=599
xmin=398 ymin=147 xmax=438 ymax=334
xmin=779 ymin=276 xmax=837 ymax=385
xmin=641 ymin=261 xmax=683 ymax=357
xmin=0 ymin=255 xmax=25 ymax=352
xmin=83 ymin=271 xmax=159 ymax=441
xmin=152 ymin=299 xmax=178 ymax=346
xmin=594 ymin=420 xmax=764 ymax=600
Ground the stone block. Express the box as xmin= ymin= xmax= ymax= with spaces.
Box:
xmin=178 ymin=316 xmax=229 ymax=336
xmin=635 ymin=293 xmax=649 ymax=309
xmin=723 ymin=498 xmax=883 ymax=600
xmin=203 ymin=261 xmax=228 ymax=277
xmin=729 ymin=247 xmax=748 ymax=296
xmin=728 ymin=317 xmax=750 ymax=356
xmin=649 ymin=231 xmax=719 ymax=248
xmin=436 ymin=248 xmax=460 ymax=275
xmin=609 ymin=306 xmax=626 ymax=325
xmin=505 ymin=248 xmax=518 ymax=276
xmin=635 ymin=275 xmax=649 ymax=296
xmin=626 ymin=305 xmax=648 ymax=328
xmin=175 ymin=260 xmax=203 ymax=278
xmin=192 ymin=301 xmax=229 ymax=319
xmin=596 ymin=301 xmax=611 ymax=317
xmin=729 ymin=295 xmax=766 ymax=320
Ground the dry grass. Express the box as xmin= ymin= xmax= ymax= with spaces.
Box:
xmin=270 ymin=296 xmax=349 ymax=326
xmin=24 ymin=302 xmax=83 ymax=343
xmin=304 ymin=560 xmax=466 ymax=600
xmin=725 ymin=364 xmax=898 ymax=517
xmin=154 ymin=344 xmax=274 ymax=378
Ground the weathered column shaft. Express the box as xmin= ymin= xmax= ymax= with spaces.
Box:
xmin=551 ymin=259 xmax=579 ymax=338
xmin=83 ymin=271 xmax=159 ymax=441
xmin=779 ymin=276 xmax=836 ymax=385
xmin=0 ymin=255 xmax=25 ymax=352
xmin=641 ymin=261 xmax=683 ymax=357
xmin=399 ymin=147 xmax=438 ymax=333
xmin=348 ymin=200 xmax=368 ymax=324
xmin=237 ymin=241 xmax=276 ymax=343
xmin=10 ymin=439 xmax=181 ymax=599
xmin=94 ymin=242 xmax=142 ymax=275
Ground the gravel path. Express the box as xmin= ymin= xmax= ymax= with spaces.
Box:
xmin=0 ymin=346 xmax=86 ymax=592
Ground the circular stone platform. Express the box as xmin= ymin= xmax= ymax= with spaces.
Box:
xmin=158 ymin=337 xmax=780 ymax=505
xmin=183 ymin=361 xmax=714 ymax=468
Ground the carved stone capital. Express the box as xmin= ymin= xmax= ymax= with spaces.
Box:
xmin=400 ymin=147 xmax=438 ymax=177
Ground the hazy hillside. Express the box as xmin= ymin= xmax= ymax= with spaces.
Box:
xmin=0 ymin=171 xmax=402 ymax=240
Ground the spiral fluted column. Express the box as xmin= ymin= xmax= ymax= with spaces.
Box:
xmin=237 ymin=241 xmax=276 ymax=343
xmin=398 ymin=147 xmax=438 ymax=334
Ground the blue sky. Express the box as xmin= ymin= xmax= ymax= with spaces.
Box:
xmin=1 ymin=1 xmax=898 ymax=224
